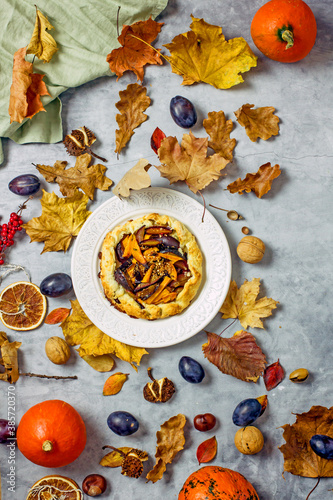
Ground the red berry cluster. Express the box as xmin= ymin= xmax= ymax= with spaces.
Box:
xmin=0 ymin=212 xmax=23 ymax=265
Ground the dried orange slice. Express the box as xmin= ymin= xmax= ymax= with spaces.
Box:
xmin=26 ymin=475 xmax=82 ymax=500
xmin=0 ymin=281 xmax=47 ymax=331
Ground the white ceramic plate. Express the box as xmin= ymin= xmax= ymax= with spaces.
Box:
xmin=71 ymin=188 xmax=231 ymax=347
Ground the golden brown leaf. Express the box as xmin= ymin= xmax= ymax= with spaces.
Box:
xmin=44 ymin=308 xmax=71 ymax=325
xmin=0 ymin=332 xmax=21 ymax=384
xmin=228 ymin=162 xmax=281 ymax=198
xmin=100 ymin=447 xmax=132 ymax=468
xmin=157 ymin=132 xmax=229 ymax=194
xmin=203 ymin=111 xmax=236 ymax=160
xmin=146 ymin=414 xmax=186 ymax=483
xmin=61 ymin=300 xmax=148 ymax=369
xmin=103 ymin=372 xmax=128 ymax=396
xmin=279 ymin=406 xmax=333 ymax=478
xmin=23 ymin=190 xmax=91 ymax=253
xmin=234 ymin=103 xmax=280 ymax=142
xmin=164 ymin=16 xmax=257 ymax=89
xmin=220 ymin=278 xmax=279 ymax=329
xmin=257 ymin=395 xmax=268 ymax=416
xmin=26 ymin=7 xmax=58 ymax=63
xmin=112 ymin=159 xmax=151 ymax=197
xmin=36 ymin=154 xmax=113 ymax=200
xmin=106 ymin=17 xmax=164 ymax=82
xmin=8 ymin=47 xmax=50 ymax=124
xmin=82 ymin=354 xmax=114 ymax=372
xmin=115 ymin=83 xmax=151 ymax=156
xmin=196 ymin=436 xmax=217 ymax=464
xmin=202 ymin=330 xmax=266 ymax=383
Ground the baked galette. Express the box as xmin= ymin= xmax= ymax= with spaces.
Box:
xmin=100 ymin=213 xmax=202 ymax=320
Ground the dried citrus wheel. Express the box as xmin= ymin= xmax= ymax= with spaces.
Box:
xmin=26 ymin=475 xmax=82 ymax=500
xmin=0 ymin=281 xmax=47 ymax=331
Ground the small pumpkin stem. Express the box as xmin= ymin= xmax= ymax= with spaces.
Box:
xmin=281 ymin=29 xmax=294 ymax=49
xmin=42 ymin=440 xmax=53 ymax=452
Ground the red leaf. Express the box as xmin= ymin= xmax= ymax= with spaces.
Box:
xmin=196 ymin=436 xmax=217 ymax=464
xmin=151 ymin=127 xmax=166 ymax=154
xmin=45 ymin=308 xmax=71 ymax=325
xmin=263 ymin=359 xmax=284 ymax=391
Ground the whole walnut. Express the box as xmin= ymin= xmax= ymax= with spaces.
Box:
xmin=237 ymin=236 xmax=265 ymax=264
xmin=234 ymin=426 xmax=264 ymax=455
xmin=45 ymin=336 xmax=71 ymax=365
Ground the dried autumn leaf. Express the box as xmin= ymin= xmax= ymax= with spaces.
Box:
xmin=220 ymin=278 xmax=279 ymax=329
xmin=61 ymin=300 xmax=148 ymax=369
xmin=23 ymin=190 xmax=91 ymax=253
xmin=146 ymin=414 xmax=186 ymax=483
xmin=82 ymin=354 xmax=114 ymax=372
xmin=100 ymin=447 xmax=132 ymax=468
xmin=0 ymin=332 xmax=21 ymax=384
xmin=203 ymin=111 xmax=236 ymax=160
xmin=112 ymin=159 xmax=151 ymax=198
xmin=44 ymin=308 xmax=71 ymax=325
xmin=279 ymin=406 xmax=333 ymax=478
xmin=26 ymin=7 xmax=58 ymax=63
xmin=106 ymin=17 xmax=164 ymax=82
xmin=202 ymin=330 xmax=266 ymax=383
xmin=234 ymin=104 xmax=280 ymax=142
xmin=115 ymin=83 xmax=151 ymax=156
xmin=264 ymin=359 xmax=284 ymax=391
xmin=151 ymin=127 xmax=166 ymax=154
xmin=227 ymin=162 xmax=281 ymax=198
xmin=157 ymin=132 xmax=229 ymax=194
xmin=164 ymin=16 xmax=257 ymax=89
xmin=36 ymin=153 xmax=113 ymax=200
xmin=197 ymin=436 xmax=217 ymax=464
xmin=257 ymin=395 xmax=268 ymax=416
xmin=103 ymin=372 xmax=128 ymax=396
xmin=8 ymin=47 xmax=50 ymax=124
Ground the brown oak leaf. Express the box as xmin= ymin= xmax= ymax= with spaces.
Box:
xmin=36 ymin=154 xmax=113 ymax=200
xmin=157 ymin=132 xmax=229 ymax=194
xmin=234 ymin=103 xmax=280 ymax=142
xmin=146 ymin=414 xmax=186 ymax=483
xmin=107 ymin=17 xmax=164 ymax=82
xmin=0 ymin=332 xmax=21 ymax=384
xmin=112 ymin=159 xmax=151 ymax=197
xmin=279 ymin=406 xmax=333 ymax=478
xmin=23 ymin=190 xmax=91 ymax=253
xmin=203 ymin=111 xmax=236 ymax=160
xmin=203 ymin=330 xmax=266 ymax=382
xmin=227 ymin=162 xmax=281 ymax=198
xmin=220 ymin=278 xmax=279 ymax=329
xmin=115 ymin=83 xmax=151 ymax=156
xmin=8 ymin=47 xmax=50 ymax=124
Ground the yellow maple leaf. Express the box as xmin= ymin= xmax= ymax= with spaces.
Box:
xmin=157 ymin=131 xmax=229 ymax=194
xmin=164 ymin=16 xmax=257 ymax=89
xmin=234 ymin=104 xmax=280 ymax=142
xmin=220 ymin=278 xmax=279 ymax=329
xmin=23 ymin=190 xmax=91 ymax=253
xmin=26 ymin=7 xmax=58 ymax=63
xmin=112 ymin=159 xmax=151 ymax=197
xmin=203 ymin=110 xmax=236 ymax=160
xmin=115 ymin=83 xmax=151 ymax=156
xmin=61 ymin=300 xmax=148 ymax=370
xmin=36 ymin=153 xmax=113 ymax=200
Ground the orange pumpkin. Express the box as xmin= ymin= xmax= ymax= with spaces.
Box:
xmin=251 ymin=0 xmax=317 ymax=63
xmin=17 ymin=399 xmax=86 ymax=468
xmin=178 ymin=466 xmax=260 ymax=500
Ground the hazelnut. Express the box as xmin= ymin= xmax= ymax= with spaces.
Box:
xmin=234 ymin=426 xmax=264 ymax=455
xmin=237 ymin=236 xmax=265 ymax=264
xmin=45 ymin=336 xmax=71 ymax=365
xmin=82 ymin=474 xmax=107 ymax=497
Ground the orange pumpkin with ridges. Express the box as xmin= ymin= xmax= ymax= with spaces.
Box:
xmin=17 ymin=399 xmax=86 ymax=468
xmin=178 ymin=466 xmax=260 ymax=500
xmin=251 ymin=0 xmax=317 ymax=63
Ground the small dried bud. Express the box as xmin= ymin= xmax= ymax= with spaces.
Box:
xmin=289 ymin=368 xmax=309 ymax=383
xmin=242 ymin=226 xmax=250 ymax=235
xmin=143 ymin=368 xmax=175 ymax=403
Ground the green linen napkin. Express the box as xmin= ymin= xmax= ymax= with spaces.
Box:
xmin=0 ymin=0 xmax=168 ymax=164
